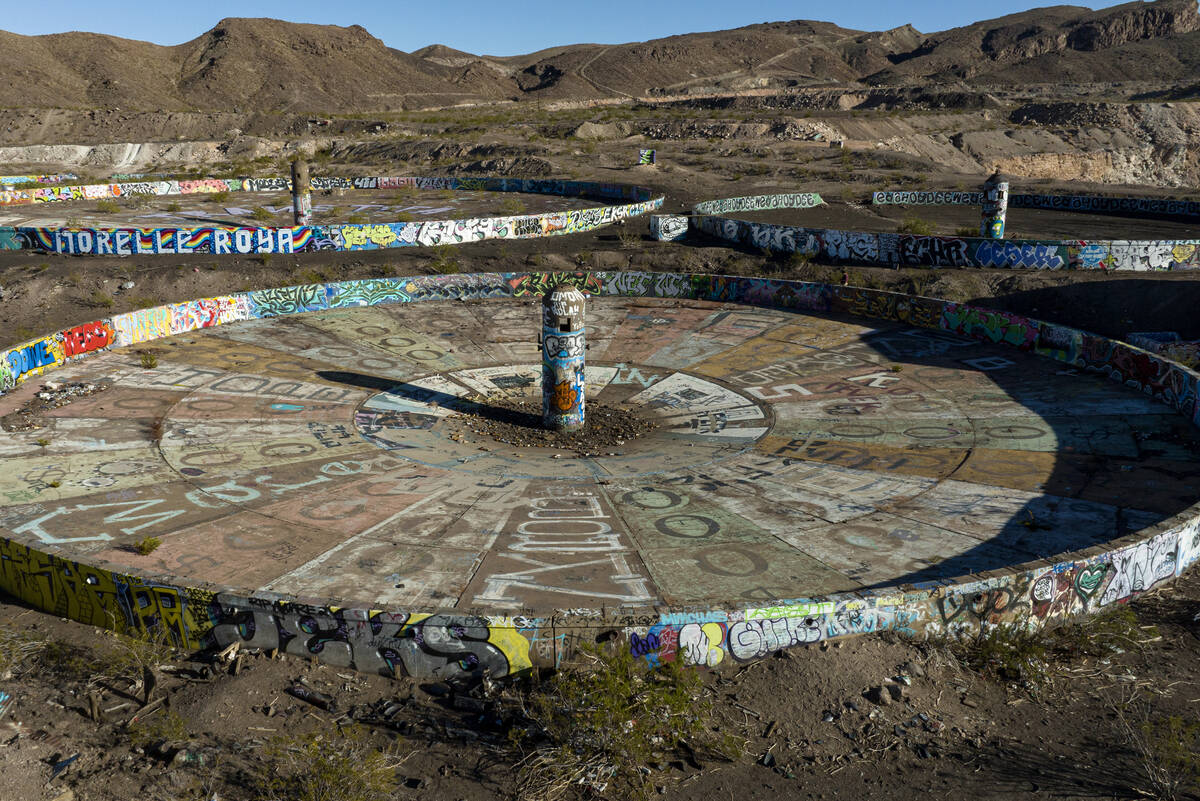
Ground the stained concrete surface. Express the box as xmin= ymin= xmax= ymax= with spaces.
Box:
xmin=1 ymin=297 xmax=1196 ymax=614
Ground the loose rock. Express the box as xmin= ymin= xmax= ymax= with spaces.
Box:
xmin=864 ymin=686 xmax=891 ymax=706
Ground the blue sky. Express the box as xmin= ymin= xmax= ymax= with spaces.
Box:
xmin=7 ymin=1 xmax=1130 ymax=56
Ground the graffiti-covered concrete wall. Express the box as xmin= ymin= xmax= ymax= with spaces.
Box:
xmin=693 ymin=192 xmax=824 ymax=215
xmin=1129 ymin=331 xmax=1200 ymax=370
xmin=871 ymin=190 xmax=986 ymax=206
xmin=0 ymin=176 xmax=246 ymax=207
xmin=0 ymin=176 xmax=664 ymax=255
xmin=0 ymin=173 xmax=79 ymax=188
xmin=1 ymin=270 xmax=1198 ymax=678
xmin=873 ymin=189 xmax=1200 ymax=219
xmin=649 ymin=214 xmax=689 ymax=241
xmin=696 ymin=193 xmax=1200 ymax=271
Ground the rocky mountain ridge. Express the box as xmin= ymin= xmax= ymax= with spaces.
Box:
xmin=869 ymin=0 xmax=1200 ymax=83
xmin=0 ymin=1 xmax=1196 ymax=113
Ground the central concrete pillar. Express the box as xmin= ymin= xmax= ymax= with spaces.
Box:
xmin=541 ymin=285 xmax=586 ymax=432
xmin=981 ymin=170 xmax=1009 ymax=239
xmin=291 ymin=159 xmax=312 ymax=226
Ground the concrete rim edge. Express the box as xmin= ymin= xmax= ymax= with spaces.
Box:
xmin=686 ymin=191 xmax=1200 ymax=271
xmin=0 ymin=175 xmax=665 ymax=255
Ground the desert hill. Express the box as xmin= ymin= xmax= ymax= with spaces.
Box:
xmin=0 ymin=1 xmax=1196 ymax=113
xmin=0 ymin=18 xmax=514 ymax=113
xmin=866 ymin=0 xmax=1200 ymax=84
xmin=486 ymin=20 xmax=871 ymax=99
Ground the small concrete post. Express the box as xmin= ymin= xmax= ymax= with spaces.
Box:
xmin=291 ymin=159 xmax=312 ymax=226
xmin=980 ymin=170 xmax=1009 ymax=239
xmin=541 ymin=285 xmax=586 ymax=432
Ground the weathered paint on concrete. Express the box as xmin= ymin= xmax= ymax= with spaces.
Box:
xmin=1 ymin=272 xmax=1199 ymax=679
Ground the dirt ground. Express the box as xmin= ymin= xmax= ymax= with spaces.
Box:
xmin=0 ymin=561 xmax=1196 ymax=801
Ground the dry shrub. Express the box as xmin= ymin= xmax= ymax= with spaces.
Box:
xmin=257 ymin=726 xmax=404 ymax=801
xmin=512 ymin=644 xmax=738 ymax=801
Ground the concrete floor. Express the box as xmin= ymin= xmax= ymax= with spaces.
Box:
xmin=1 ymin=297 xmax=1196 ymax=614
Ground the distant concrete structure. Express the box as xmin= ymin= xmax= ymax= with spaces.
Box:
xmin=0 ymin=175 xmax=665 ymax=255
xmin=981 ymin=170 xmax=1010 ymax=239
xmin=650 ymin=214 xmax=689 ymax=241
xmin=291 ymin=159 xmax=312 ymax=225
xmin=541 ymin=284 xmax=587 ymax=431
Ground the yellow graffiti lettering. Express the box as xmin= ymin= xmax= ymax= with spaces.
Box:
xmin=340 ymin=225 xmax=398 ymax=248
xmin=487 ymin=623 xmax=533 ymax=673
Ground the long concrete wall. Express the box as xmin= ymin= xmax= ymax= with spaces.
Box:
xmin=0 ymin=173 xmax=78 ymax=188
xmin=0 ymin=176 xmax=664 ymax=255
xmin=694 ymin=194 xmax=1200 ymax=270
xmin=872 ymin=190 xmax=1200 ymax=219
xmin=1129 ymin=332 xmax=1200 ymax=370
xmin=692 ymin=192 xmax=825 ymax=215
xmin=1 ymin=270 xmax=1198 ymax=678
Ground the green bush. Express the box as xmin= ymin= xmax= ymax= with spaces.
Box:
xmin=513 ymin=644 xmax=737 ymax=800
xmin=1050 ymin=604 xmax=1144 ymax=660
xmin=897 ymin=215 xmax=936 ymax=235
xmin=954 ymin=624 xmax=1049 ymax=687
xmin=1139 ymin=715 xmax=1200 ymax=799
xmin=946 ymin=605 xmax=1147 ymax=695
xmin=134 ymin=536 xmax=162 ymax=555
xmin=257 ymin=727 xmax=400 ymax=801
xmin=500 ymin=196 xmax=527 ymax=215
xmin=617 ymin=226 xmax=642 ymax=250
xmin=430 ymin=245 xmax=459 ymax=273
xmin=92 ymin=618 xmax=177 ymax=687
xmin=128 ymin=708 xmax=187 ymax=749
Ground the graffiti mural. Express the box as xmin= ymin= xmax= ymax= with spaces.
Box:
xmin=0 ymin=173 xmax=78 ymax=187
xmin=650 ymin=215 xmax=689 ymax=241
xmin=694 ymin=192 xmax=824 ymax=216
xmin=694 ymin=193 xmax=1200 ymax=271
xmin=541 ymin=286 xmax=587 ymax=430
xmin=872 ymin=190 xmax=985 ymax=205
xmin=0 ymin=175 xmax=664 ymax=254
xmin=205 ymin=601 xmax=531 ymax=679
xmin=3 ymin=336 xmax=64 ymax=385
xmin=1129 ymin=331 xmax=1200 ymax=370
xmin=1 ymin=270 xmax=1199 ymax=678
xmin=1010 ymin=193 xmax=1200 ymax=218
xmin=873 ymin=189 xmax=1200 ymax=219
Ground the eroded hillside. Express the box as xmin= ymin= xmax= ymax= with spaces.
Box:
xmin=0 ymin=3 xmax=1198 ymax=190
